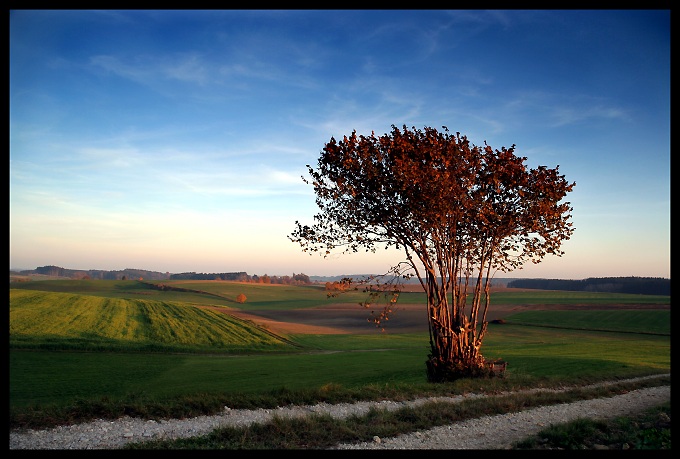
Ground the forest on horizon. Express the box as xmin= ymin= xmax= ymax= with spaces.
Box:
xmin=10 ymin=265 xmax=670 ymax=296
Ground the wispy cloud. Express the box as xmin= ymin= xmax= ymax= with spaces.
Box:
xmin=90 ymin=53 xmax=210 ymax=86
xmin=548 ymin=104 xmax=630 ymax=127
xmin=501 ymin=90 xmax=630 ymax=128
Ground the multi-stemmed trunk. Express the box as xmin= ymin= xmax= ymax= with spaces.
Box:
xmin=423 ymin=267 xmax=491 ymax=382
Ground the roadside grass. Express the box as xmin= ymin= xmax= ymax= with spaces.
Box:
xmin=123 ymin=377 xmax=670 ymax=450
xmin=512 ymin=401 xmax=671 ymax=450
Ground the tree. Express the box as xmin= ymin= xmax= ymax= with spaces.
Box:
xmin=293 ymin=272 xmax=311 ymax=284
xmin=236 ymin=293 xmax=247 ymax=304
xmin=290 ymin=125 xmax=575 ymax=382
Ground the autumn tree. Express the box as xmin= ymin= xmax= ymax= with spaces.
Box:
xmin=290 ymin=125 xmax=575 ymax=382
xmin=324 ymin=279 xmax=352 ymax=292
xmin=236 ymin=293 xmax=247 ymax=304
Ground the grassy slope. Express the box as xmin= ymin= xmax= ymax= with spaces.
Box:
xmin=10 ymin=289 xmax=294 ymax=352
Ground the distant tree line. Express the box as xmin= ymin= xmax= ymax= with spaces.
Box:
xmin=506 ymin=277 xmax=670 ymax=295
xmin=18 ymin=266 xmax=313 ymax=285
xmin=169 ymin=271 xmax=250 ymax=281
xmin=21 ymin=265 xmax=171 ymax=280
xmin=14 ymin=267 xmax=667 ymax=295
xmin=169 ymin=272 xmax=311 ymax=284
xmin=251 ymin=273 xmax=311 ymax=284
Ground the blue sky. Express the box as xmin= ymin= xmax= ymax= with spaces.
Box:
xmin=9 ymin=10 xmax=670 ymax=279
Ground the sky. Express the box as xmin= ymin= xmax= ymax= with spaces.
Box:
xmin=9 ymin=10 xmax=670 ymax=280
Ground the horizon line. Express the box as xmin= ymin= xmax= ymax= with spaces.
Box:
xmin=9 ymin=266 xmax=670 ymax=281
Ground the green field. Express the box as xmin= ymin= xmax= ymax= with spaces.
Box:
xmin=10 ymin=278 xmax=671 ymax=309
xmin=10 ymin=289 xmax=295 ymax=353
xmin=506 ymin=310 xmax=670 ymax=335
xmin=9 ymin=280 xmax=671 ymax=430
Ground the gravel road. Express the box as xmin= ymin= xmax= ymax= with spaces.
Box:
xmin=9 ymin=374 xmax=670 ymax=450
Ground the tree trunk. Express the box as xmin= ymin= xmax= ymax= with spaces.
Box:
xmin=424 ymin=272 xmax=490 ymax=382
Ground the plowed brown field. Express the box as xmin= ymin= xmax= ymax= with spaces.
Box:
xmin=198 ymin=286 xmax=668 ymax=336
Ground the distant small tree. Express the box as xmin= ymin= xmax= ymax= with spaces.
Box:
xmin=236 ymin=293 xmax=247 ymax=304
xmin=325 ymin=279 xmax=352 ymax=292
xmin=293 ymin=272 xmax=311 ymax=284
xmin=290 ymin=125 xmax=575 ymax=382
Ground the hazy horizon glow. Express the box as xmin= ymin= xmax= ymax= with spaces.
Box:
xmin=10 ymin=10 xmax=670 ymax=279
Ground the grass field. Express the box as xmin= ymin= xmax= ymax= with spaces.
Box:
xmin=10 ymin=289 xmax=295 ymax=353
xmin=505 ymin=310 xmax=670 ymax=335
xmin=9 ymin=279 xmax=671 ymax=432
xmin=10 ymin=278 xmax=671 ymax=308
